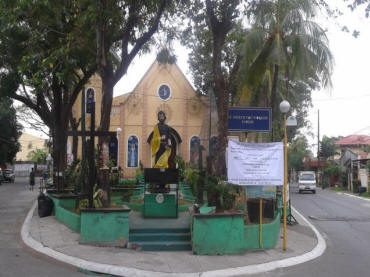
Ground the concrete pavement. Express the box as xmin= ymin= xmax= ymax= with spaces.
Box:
xmin=21 ymin=199 xmax=325 ymax=277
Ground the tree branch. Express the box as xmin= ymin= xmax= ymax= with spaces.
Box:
xmin=113 ymin=0 xmax=168 ymax=85
xmin=12 ymin=93 xmax=51 ymax=126
xmin=63 ymin=68 xmax=96 ymax=122
xmin=228 ymin=54 xmax=241 ymax=89
xmin=205 ymin=0 xmax=220 ymax=31
xmin=120 ymin=3 xmax=140 ymax=61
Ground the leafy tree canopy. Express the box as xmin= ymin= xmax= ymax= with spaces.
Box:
xmin=320 ymin=135 xmax=339 ymax=160
xmin=0 ymin=98 xmax=22 ymax=164
xmin=287 ymin=135 xmax=311 ymax=172
xmin=27 ymin=148 xmax=48 ymax=164
xmin=0 ymin=0 xmax=97 ymax=189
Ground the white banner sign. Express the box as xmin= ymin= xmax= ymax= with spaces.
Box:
xmin=359 ymin=169 xmax=368 ymax=188
xmin=227 ymin=141 xmax=284 ymax=186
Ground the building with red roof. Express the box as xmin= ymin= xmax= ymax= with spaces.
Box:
xmin=336 ymin=135 xmax=370 ymax=159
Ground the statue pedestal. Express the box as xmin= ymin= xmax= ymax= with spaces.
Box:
xmin=143 ymin=168 xmax=179 ymax=218
xmin=143 ymin=191 xmax=177 ymax=218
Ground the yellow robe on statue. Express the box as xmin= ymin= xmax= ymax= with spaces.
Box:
xmin=151 ymin=125 xmax=171 ymax=168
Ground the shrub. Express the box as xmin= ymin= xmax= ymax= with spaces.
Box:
xmin=205 ymin=175 xmax=237 ymax=211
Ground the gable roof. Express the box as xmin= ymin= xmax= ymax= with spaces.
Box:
xmin=132 ymin=59 xmax=195 ymax=93
xmin=335 ymin=135 xmax=370 ymax=146
xmin=112 ymin=60 xmax=196 ymax=105
xmin=112 ymin=93 xmax=130 ymax=105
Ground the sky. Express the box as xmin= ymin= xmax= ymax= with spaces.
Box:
xmin=25 ymin=2 xmax=370 ymax=154
xmin=113 ymin=2 xmax=370 ymax=153
xmin=307 ymin=3 xmax=370 ymax=151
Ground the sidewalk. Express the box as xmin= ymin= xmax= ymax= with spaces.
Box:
xmin=21 ymin=202 xmax=325 ymax=277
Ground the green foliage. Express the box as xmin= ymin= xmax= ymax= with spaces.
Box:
xmin=174 ymin=155 xmax=186 ymax=181
xmin=320 ymin=136 xmax=339 ymax=160
xmin=27 ymin=149 xmax=48 ymax=164
xmin=0 ymin=98 xmax=21 ymax=163
xmin=134 ymin=168 xmax=144 ymax=184
xmin=205 ymin=175 xmax=238 ymax=211
xmin=65 ymin=159 xmax=81 ymax=190
xmin=287 ymin=136 xmax=311 ymax=172
xmin=110 ymin=173 xmax=119 ymax=187
xmin=118 ymin=179 xmax=136 ymax=202
xmin=176 ymin=154 xmax=237 ymax=210
xmin=323 ymin=163 xmax=342 ymax=187
xmin=156 ymin=48 xmax=177 ymax=64
xmin=180 ymin=0 xmax=243 ymax=96
xmin=352 ymin=179 xmax=361 ymax=191
xmin=323 ymin=164 xmax=341 ymax=176
xmin=239 ymin=0 xmax=333 ymax=140
xmin=76 ymin=199 xmax=89 ymax=214
xmin=185 ymin=168 xmax=200 ymax=197
xmin=93 ymin=184 xmax=104 ymax=208
xmin=0 ymin=0 xmax=96 ymax=185
xmin=330 ymin=186 xmax=348 ymax=192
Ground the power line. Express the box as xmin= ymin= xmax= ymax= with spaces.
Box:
xmin=313 ymin=94 xmax=370 ymax=102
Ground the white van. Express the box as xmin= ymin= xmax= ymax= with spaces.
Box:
xmin=298 ymin=171 xmax=316 ymax=194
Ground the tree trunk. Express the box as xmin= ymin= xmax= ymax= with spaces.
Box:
xmin=52 ymin=123 xmax=68 ymax=192
xmin=214 ymin=87 xmax=228 ymax=176
xmin=97 ymin=78 xmax=114 ymax=207
xmin=69 ymin=116 xmax=80 ymax=162
xmin=270 ymin=64 xmax=279 ymax=141
xmin=211 ymin=30 xmax=228 ymax=176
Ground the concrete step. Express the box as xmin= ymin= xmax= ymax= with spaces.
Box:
xmin=134 ymin=241 xmax=192 ymax=251
xmin=130 ymin=228 xmax=190 ymax=234
xmin=130 ymin=233 xmax=190 ymax=242
xmin=129 ymin=228 xmax=191 ymax=251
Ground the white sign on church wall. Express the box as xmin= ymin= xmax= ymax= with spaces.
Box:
xmin=227 ymin=141 xmax=284 ymax=186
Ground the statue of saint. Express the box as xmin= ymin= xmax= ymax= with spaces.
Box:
xmin=151 ymin=111 xmax=172 ymax=168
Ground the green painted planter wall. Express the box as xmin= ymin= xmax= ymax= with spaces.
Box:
xmin=80 ymin=208 xmax=130 ymax=243
xmin=111 ymin=198 xmax=144 ymax=213
xmin=192 ymin=213 xmax=245 ymax=255
xmin=48 ymin=194 xmax=81 ymax=232
xmin=55 ymin=206 xmax=81 ymax=233
xmin=243 ymin=211 xmax=281 ymax=250
xmin=124 ymin=202 xmax=143 ymax=212
xmin=192 ymin=211 xmax=281 ymax=255
xmin=48 ymin=194 xmax=77 ymax=210
xmin=143 ymin=193 xmax=177 ymax=217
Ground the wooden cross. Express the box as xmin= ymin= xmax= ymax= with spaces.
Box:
xmin=67 ymin=91 xmax=116 ymax=208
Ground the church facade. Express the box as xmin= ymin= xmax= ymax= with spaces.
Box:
xmin=71 ymin=61 xmax=212 ymax=177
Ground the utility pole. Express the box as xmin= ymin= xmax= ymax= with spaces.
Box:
xmin=317 ymin=110 xmax=320 ymax=186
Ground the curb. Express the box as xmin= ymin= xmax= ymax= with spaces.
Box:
xmin=21 ymin=201 xmax=326 ymax=277
xmin=336 ymin=192 xmax=370 ymax=202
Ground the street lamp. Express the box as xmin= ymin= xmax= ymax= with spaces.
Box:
xmin=279 ymin=100 xmax=290 ymax=251
xmin=116 ymin=127 xmax=122 ymax=169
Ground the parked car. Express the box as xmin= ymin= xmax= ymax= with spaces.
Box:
xmin=3 ymin=169 xmax=15 ymax=183
xmin=0 ymin=168 xmax=3 ymax=184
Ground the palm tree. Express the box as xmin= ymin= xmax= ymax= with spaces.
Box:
xmin=238 ymin=0 xmax=333 ymax=139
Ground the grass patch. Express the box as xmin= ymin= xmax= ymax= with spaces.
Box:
xmin=330 ymin=186 xmax=348 ymax=192
xmin=359 ymin=192 xmax=370 ymax=198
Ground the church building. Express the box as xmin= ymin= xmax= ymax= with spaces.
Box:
xmin=71 ymin=60 xmax=215 ymax=177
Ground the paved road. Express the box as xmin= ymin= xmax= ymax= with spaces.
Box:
xmin=0 ymin=177 xmax=86 ymax=277
xmin=253 ymin=184 xmax=370 ymax=277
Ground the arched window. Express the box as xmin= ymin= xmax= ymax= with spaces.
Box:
xmin=109 ymin=136 xmax=118 ymax=166
xmin=127 ymin=135 xmax=138 ymax=168
xmin=86 ymin=87 xmax=95 ymax=114
xmin=190 ymin=136 xmax=201 ymax=168
xmin=209 ymin=136 xmax=217 ymax=157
